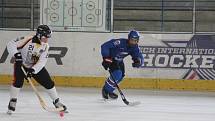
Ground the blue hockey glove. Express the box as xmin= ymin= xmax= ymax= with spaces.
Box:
xmin=102 ymin=57 xmax=113 ymax=70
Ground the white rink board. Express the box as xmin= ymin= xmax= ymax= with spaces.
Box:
xmin=0 ymin=31 xmax=194 ymax=79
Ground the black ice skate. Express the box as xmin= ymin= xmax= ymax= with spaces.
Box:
xmin=109 ymin=92 xmax=118 ymax=99
xmin=7 ymin=98 xmax=17 ymax=115
xmin=102 ymin=87 xmax=118 ymax=100
xmin=53 ymin=98 xmax=68 ymax=113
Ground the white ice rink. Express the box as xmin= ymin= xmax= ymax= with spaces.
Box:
xmin=1 ymin=86 xmax=215 ymax=121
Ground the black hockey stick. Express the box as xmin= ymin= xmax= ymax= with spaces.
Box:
xmin=109 ymin=70 xmax=141 ymax=106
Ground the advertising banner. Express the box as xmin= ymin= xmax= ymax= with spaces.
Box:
xmin=141 ymin=35 xmax=215 ymax=80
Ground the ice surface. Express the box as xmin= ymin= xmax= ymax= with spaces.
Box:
xmin=1 ymin=86 xmax=215 ymax=121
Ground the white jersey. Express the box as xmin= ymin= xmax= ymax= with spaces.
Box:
xmin=7 ymin=35 xmax=49 ymax=74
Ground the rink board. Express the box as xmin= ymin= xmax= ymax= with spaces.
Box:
xmin=1 ymin=31 xmax=215 ymax=91
xmin=1 ymin=74 xmax=215 ymax=91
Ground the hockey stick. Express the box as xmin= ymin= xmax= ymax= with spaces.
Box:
xmin=21 ymin=66 xmax=64 ymax=112
xmin=109 ymin=70 xmax=141 ymax=106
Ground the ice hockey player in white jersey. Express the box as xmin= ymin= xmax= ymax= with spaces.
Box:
xmin=6 ymin=25 xmax=67 ymax=114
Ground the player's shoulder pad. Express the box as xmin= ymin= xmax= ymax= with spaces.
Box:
xmin=112 ymin=39 xmax=121 ymax=46
xmin=112 ymin=38 xmax=127 ymax=46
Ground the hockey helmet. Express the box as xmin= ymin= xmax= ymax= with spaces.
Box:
xmin=36 ymin=25 xmax=52 ymax=38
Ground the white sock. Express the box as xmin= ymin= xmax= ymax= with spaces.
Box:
xmin=47 ymin=87 xmax=59 ymax=101
xmin=10 ymin=86 xmax=20 ymax=99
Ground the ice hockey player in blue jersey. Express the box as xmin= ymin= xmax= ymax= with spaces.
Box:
xmin=101 ymin=30 xmax=144 ymax=99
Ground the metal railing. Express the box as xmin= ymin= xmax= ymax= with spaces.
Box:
xmin=0 ymin=0 xmax=215 ymax=33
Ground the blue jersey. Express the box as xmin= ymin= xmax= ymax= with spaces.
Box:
xmin=101 ymin=38 xmax=143 ymax=64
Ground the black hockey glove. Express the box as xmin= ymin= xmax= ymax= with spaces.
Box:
xmin=26 ymin=68 xmax=35 ymax=78
xmin=132 ymin=58 xmax=142 ymax=68
xmin=102 ymin=57 xmax=113 ymax=70
xmin=14 ymin=52 xmax=22 ymax=66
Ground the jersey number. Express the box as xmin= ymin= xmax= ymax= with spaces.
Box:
xmin=28 ymin=45 xmax=34 ymax=51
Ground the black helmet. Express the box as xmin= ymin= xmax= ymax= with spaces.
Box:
xmin=36 ymin=25 xmax=52 ymax=38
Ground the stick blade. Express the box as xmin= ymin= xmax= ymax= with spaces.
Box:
xmin=123 ymin=99 xmax=141 ymax=106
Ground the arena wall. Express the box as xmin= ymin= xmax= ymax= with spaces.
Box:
xmin=1 ymin=31 xmax=215 ymax=91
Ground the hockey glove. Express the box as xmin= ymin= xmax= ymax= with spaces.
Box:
xmin=102 ymin=57 xmax=113 ymax=70
xmin=14 ymin=52 xmax=22 ymax=66
xmin=132 ymin=58 xmax=142 ymax=68
xmin=26 ymin=68 xmax=35 ymax=78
